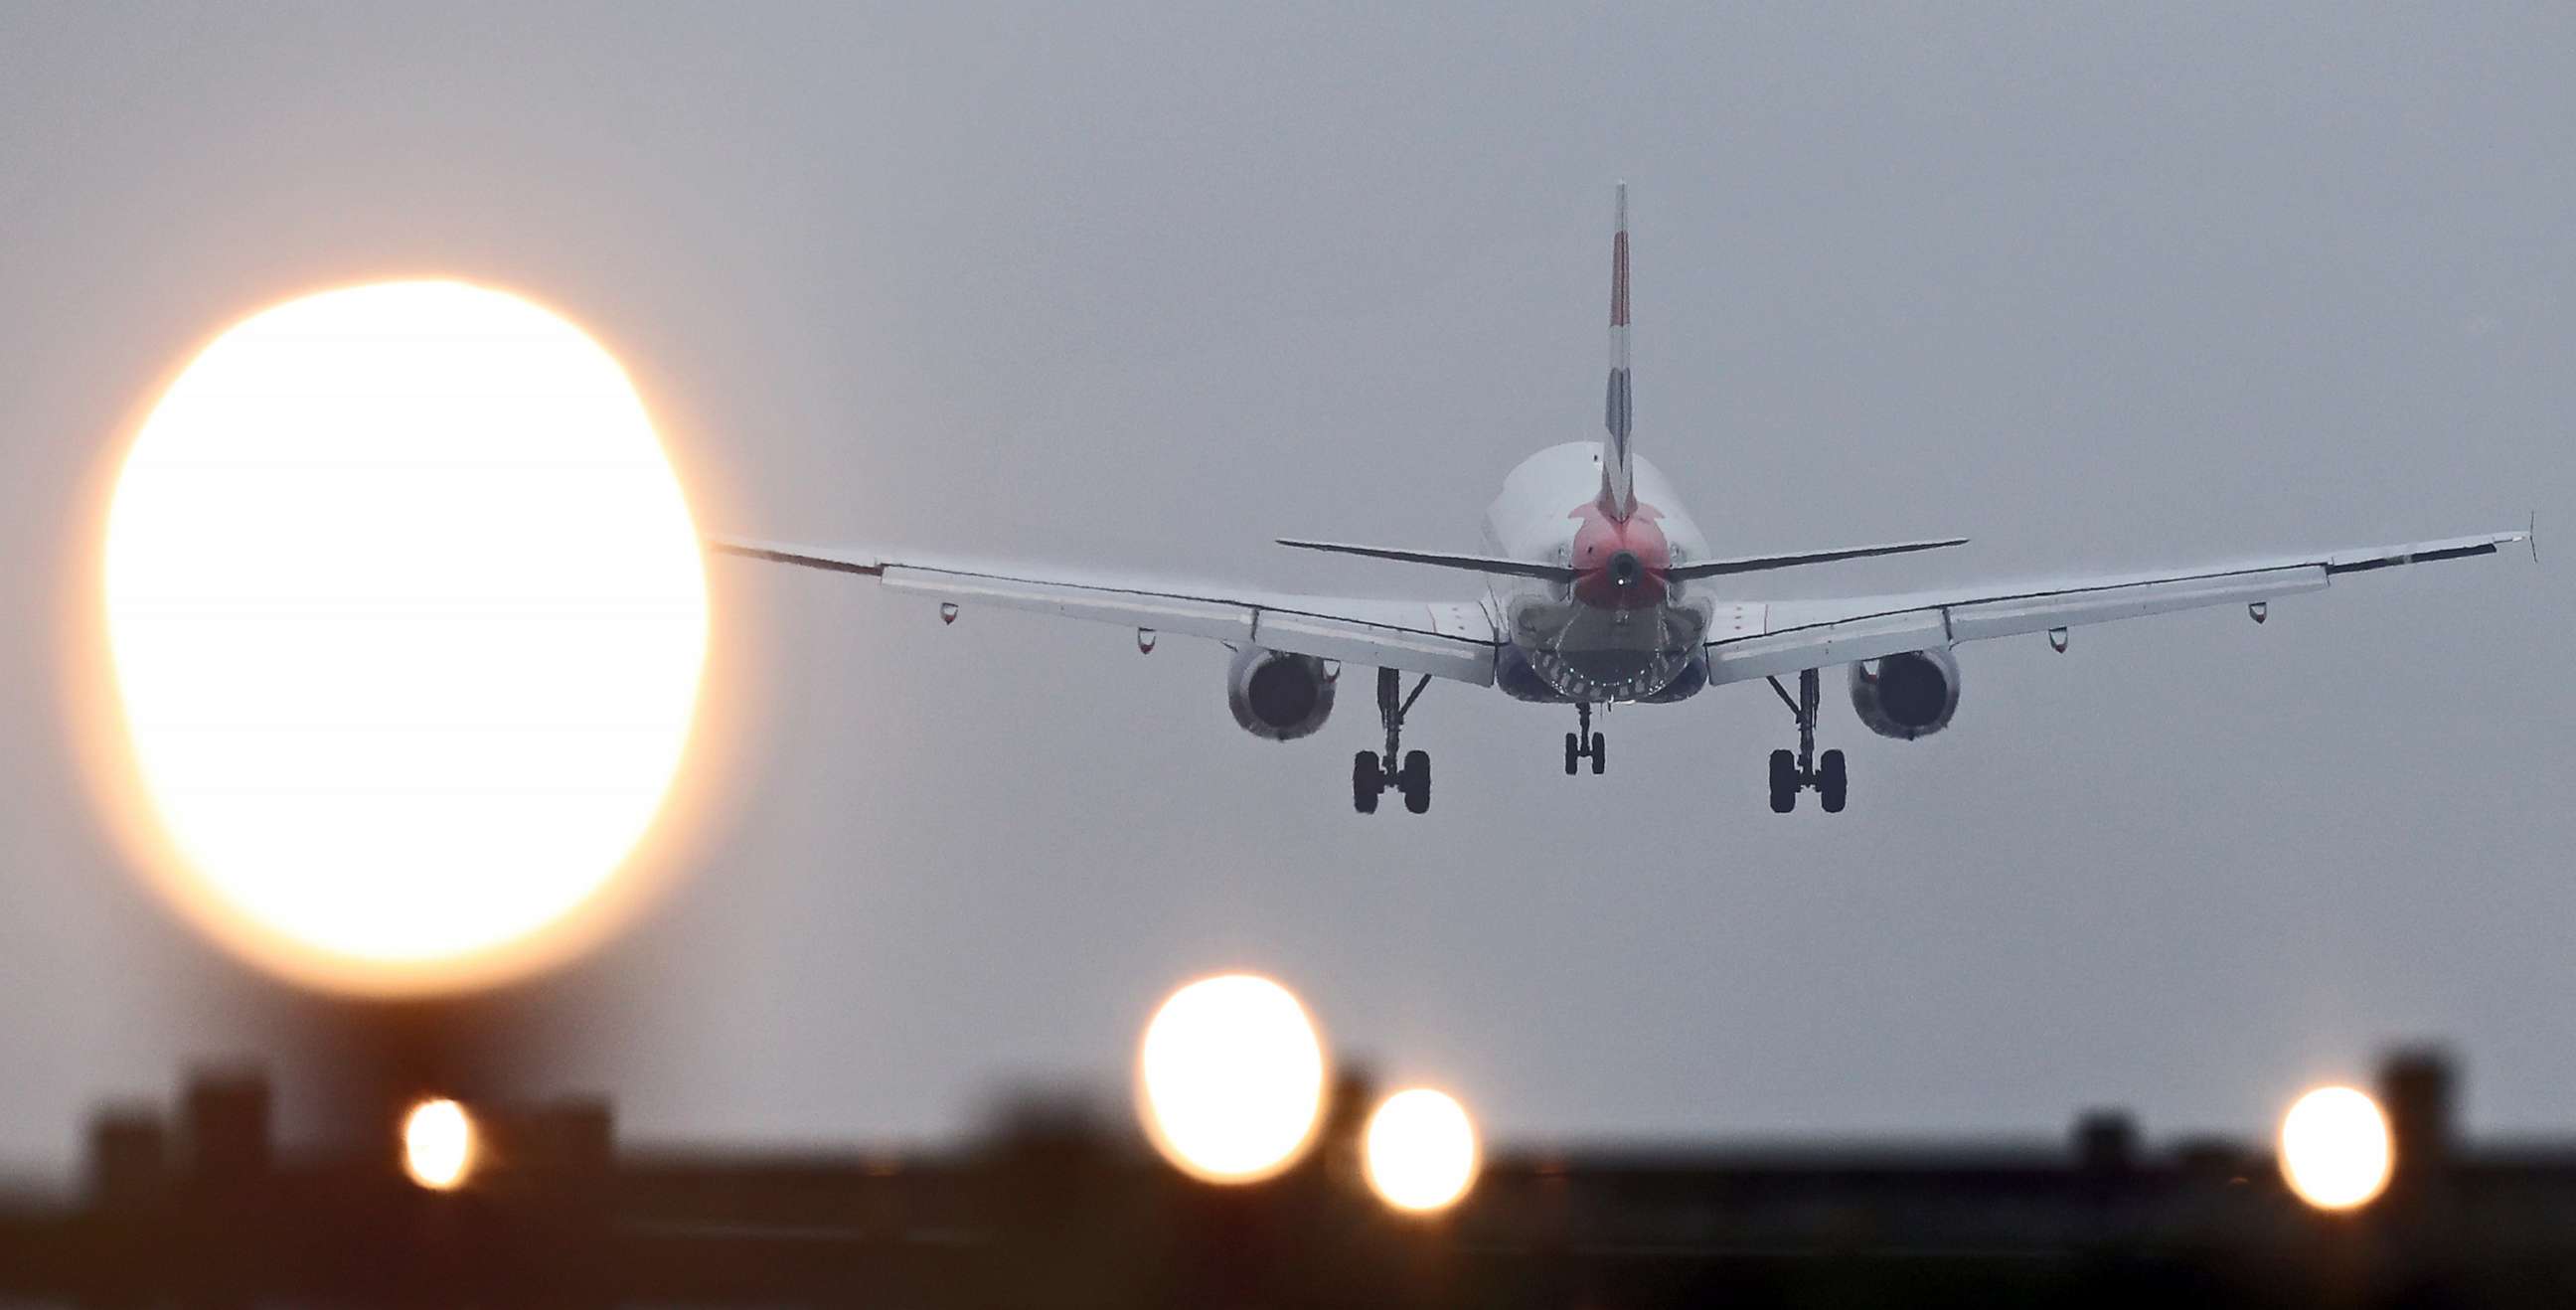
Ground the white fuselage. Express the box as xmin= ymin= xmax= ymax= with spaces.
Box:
xmin=1481 ymin=442 xmax=1716 ymax=703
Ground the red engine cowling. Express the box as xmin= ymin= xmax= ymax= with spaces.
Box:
xmin=1850 ymin=648 xmax=1960 ymax=740
xmin=1227 ymin=647 xmax=1338 ymax=740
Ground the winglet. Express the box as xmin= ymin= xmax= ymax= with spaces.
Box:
xmin=2531 ymin=509 xmax=2541 ymax=565
xmin=1600 ymin=182 xmax=1636 ymax=521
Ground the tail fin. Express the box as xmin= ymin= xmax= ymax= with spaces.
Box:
xmin=1601 ymin=182 xmax=1636 ymax=520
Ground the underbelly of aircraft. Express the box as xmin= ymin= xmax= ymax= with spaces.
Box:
xmin=1497 ymin=599 xmax=1709 ymax=703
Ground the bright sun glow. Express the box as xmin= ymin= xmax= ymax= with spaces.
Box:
xmin=103 ymin=280 xmax=707 ymax=993
xmin=402 ymin=1097 xmax=477 ymax=1191
xmin=2279 ymin=1085 xmax=2394 ymax=1211
xmin=1364 ymin=1086 xmax=1480 ymax=1214
xmin=1137 ymin=974 xmax=1328 ymax=1184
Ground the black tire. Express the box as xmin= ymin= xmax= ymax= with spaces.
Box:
xmin=1589 ymin=732 xmax=1607 ymax=775
xmin=1564 ymin=732 xmax=1580 ymax=775
xmin=1400 ymin=749 xmax=1431 ymax=814
xmin=1819 ymin=749 xmax=1848 ymax=814
xmin=1353 ymin=750 xmax=1381 ymax=814
xmin=1768 ymin=748 xmax=1798 ymax=814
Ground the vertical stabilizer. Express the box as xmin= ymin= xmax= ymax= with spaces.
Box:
xmin=1601 ymin=183 xmax=1636 ymax=519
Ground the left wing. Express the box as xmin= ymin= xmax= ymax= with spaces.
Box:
xmin=710 ymin=538 xmax=1500 ymax=685
xmin=1705 ymin=531 xmax=2528 ymax=685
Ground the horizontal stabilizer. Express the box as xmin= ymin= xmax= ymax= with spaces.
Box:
xmin=1667 ymin=537 xmax=1970 ymax=580
xmin=1278 ymin=536 xmax=1968 ymax=580
xmin=1274 ymin=539 xmax=1574 ymax=579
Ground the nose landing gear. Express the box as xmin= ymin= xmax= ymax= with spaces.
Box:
xmin=1764 ymin=668 xmax=1847 ymax=814
xmin=1353 ymin=668 xmax=1432 ymax=814
xmin=1563 ymin=702 xmax=1607 ymax=775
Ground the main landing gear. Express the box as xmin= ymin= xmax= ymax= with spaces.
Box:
xmin=1354 ymin=668 xmax=1432 ymax=815
xmin=1564 ymin=702 xmax=1606 ymax=775
xmin=1765 ymin=668 xmax=1847 ymax=814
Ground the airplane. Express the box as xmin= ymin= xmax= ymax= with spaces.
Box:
xmin=713 ymin=184 xmax=2529 ymax=816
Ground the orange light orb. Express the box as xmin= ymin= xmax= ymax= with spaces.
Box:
xmin=1136 ymin=973 xmax=1328 ymax=1184
xmin=101 ymin=281 xmax=707 ymax=994
xmin=1363 ymin=1087 xmax=1481 ymax=1214
xmin=402 ymin=1097 xmax=477 ymax=1191
xmin=2279 ymin=1085 xmax=2394 ymax=1211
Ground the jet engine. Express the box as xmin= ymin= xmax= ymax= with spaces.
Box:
xmin=1849 ymin=648 xmax=1960 ymax=740
xmin=1227 ymin=646 xmax=1338 ymax=740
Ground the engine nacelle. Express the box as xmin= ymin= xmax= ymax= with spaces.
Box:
xmin=1227 ymin=647 xmax=1338 ymax=740
xmin=1849 ymin=648 xmax=1960 ymax=740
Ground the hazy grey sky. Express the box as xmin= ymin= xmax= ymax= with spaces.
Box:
xmin=2 ymin=3 xmax=2571 ymax=1170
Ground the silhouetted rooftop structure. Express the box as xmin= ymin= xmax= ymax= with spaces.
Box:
xmin=4 ymin=1048 xmax=2572 ymax=1306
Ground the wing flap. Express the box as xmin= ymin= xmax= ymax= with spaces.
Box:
xmin=882 ymin=566 xmax=1258 ymax=643
xmin=1945 ymin=566 xmax=2325 ymax=643
xmin=1711 ymin=529 xmax=2523 ymax=684
xmin=1706 ymin=609 xmax=1952 ymax=685
xmin=1252 ymin=605 xmax=1496 ymax=683
xmin=713 ymin=536 xmax=1498 ymax=685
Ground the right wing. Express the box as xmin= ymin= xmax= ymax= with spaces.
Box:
xmin=1705 ymin=531 xmax=2528 ymax=685
xmin=710 ymin=538 xmax=1500 ymax=686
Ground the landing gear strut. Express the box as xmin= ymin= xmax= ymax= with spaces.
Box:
xmin=1353 ymin=668 xmax=1431 ymax=814
xmin=1563 ymin=703 xmax=1606 ymax=775
xmin=1765 ymin=668 xmax=1847 ymax=814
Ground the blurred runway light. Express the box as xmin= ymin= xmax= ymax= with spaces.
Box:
xmin=2280 ymin=1085 xmax=2393 ymax=1211
xmin=1136 ymin=974 xmax=1327 ymax=1184
xmin=1363 ymin=1087 xmax=1480 ymax=1214
xmin=99 ymin=280 xmax=709 ymax=994
xmin=402 ymin=1097 xmax=477 ymax=1191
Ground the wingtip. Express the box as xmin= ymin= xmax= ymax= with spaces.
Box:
xmin=704 ymin=533 xmax=783 ymax=558
xmin=1276 ymin=537 xmax=1359 ymax=556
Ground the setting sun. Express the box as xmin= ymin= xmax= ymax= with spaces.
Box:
xmin=2279 ymin=1085 xmax=2394 ymax=1211
xmin=1136 ymin=973 xmax=1328 ymax=1184
xmin=102 ymin=280 xmax=707 ymax=993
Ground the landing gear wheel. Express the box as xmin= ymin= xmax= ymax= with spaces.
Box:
xmin=1358 ymin=668 xmax=1432 ymax=815
xmin=1399 ymin=749 xmax=1432 ymax=814
xmin=1766 ymin=668 xmax=1851 ymax=813
xmin=1563 ymin=704 xmax=1607 ymax=777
